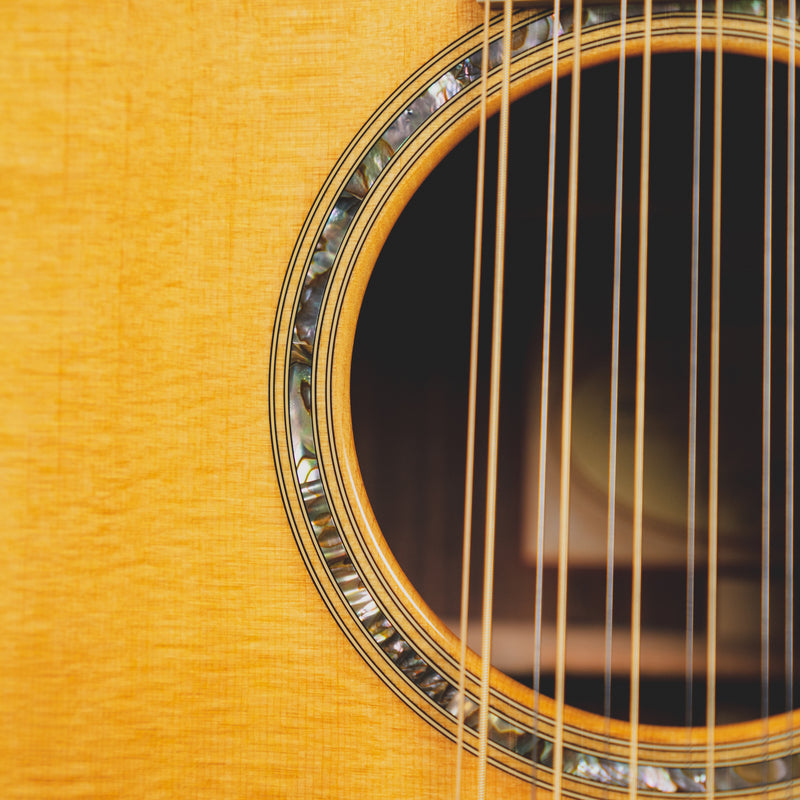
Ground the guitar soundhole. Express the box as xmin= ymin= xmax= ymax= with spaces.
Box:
xmin=352 ymin=52 xmax=798 ymax=727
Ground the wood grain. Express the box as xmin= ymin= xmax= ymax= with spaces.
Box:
xmin=2 ymin=2 xmax=798 ymax=798
xmin=0 ymin=2 xmax=499 ymax=797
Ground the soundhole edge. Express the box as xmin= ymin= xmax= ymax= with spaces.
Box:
xmin=279 ymin=5 xmax=800 ymax=792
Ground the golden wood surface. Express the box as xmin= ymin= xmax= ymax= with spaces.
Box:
xmin=0 ymin=2 xmax=498 ymax=797
xmin=1 ymin=2 xmax=797 ymax=798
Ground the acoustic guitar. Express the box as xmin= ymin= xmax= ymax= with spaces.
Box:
xmin=0 ymin=1 xmax=797 ymax=798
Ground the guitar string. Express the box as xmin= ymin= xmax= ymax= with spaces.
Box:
xmin=552 ymin=0 xmax=582 ymax=795
xmin=686 ymin=0 xmax=703 ymax=733
xmin=459 ymin=9 xmax=793 ymax=799
xmin=532 ymin=0 xmax=560 ymax=793
xmin=707 ymin=0 xmax=724 ymax=791
xmin=477 ymin=0 xmax=513 ymax=797
xmin=761 ymin=0 xmax=774 ymax=761
xmin=455 ymin=2 xmax=490 ymax=797
xmin=787 ymin=0 xmax=796 ymax=745
xmin=459 ymin=11 xmax=792 ymax=799
xmin=603 ymin=0 xmax=627 ymax=732
xmin=629 ymin=0 xmax=653 ymax=796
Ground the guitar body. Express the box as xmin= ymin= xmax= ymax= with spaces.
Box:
xmin=1 ymin=2 xmax=797 ymax=798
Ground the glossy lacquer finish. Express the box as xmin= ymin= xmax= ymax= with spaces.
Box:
xmin=1 ymin=2 xmax=798 ymax=799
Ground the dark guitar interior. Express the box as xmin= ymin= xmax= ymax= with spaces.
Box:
xmin=351 ymin=51 xmax=798 ymax=727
